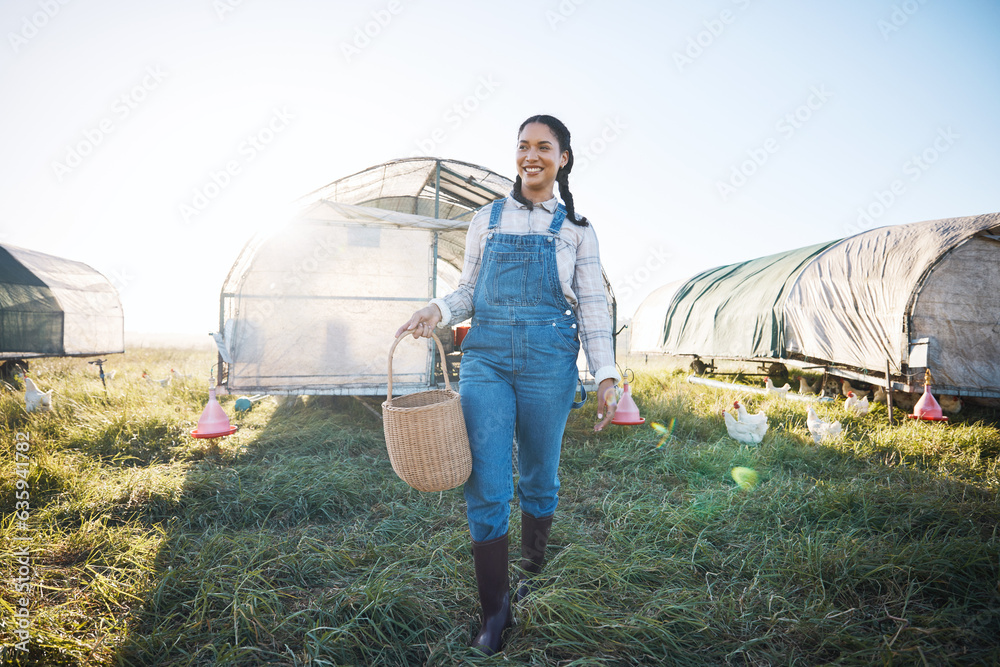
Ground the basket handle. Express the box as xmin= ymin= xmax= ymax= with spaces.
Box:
xmin=386 ymin=330 xmax=452 ymax=405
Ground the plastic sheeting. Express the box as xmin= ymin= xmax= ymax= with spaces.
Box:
xmin=300 ymin=158 xmax=512 ymax=220
xmin=628 ymin=280 xmax=683 ymax=355
xmin=662 ymin=241 xmax=837 ymax=358
xmin=219 ymin=159 xmax=516 ymax=395
xmin=0 ymin=244 xmax=123 ymax=359
xmin=219 ymin=204 xmax=469 ymax=394
xmin=783 ymin=215 xmax=996 ymax=372
xmin=638 ymin=212 xmax=1000 ymax=396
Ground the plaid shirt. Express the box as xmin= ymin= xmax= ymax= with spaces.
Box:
xmin=432 ymin=195 xmax=619 ymax=385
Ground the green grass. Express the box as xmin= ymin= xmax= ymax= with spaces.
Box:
xmin=2 ymin=351 xmax=999 ymax=665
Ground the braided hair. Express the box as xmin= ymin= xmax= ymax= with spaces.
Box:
xmin=512 ymin=114 xmax=589 ymax=227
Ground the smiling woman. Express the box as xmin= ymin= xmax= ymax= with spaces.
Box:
xmin=395 ymin=114 xmax=621 ymax=656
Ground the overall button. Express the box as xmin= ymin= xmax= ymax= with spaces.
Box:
xmin=564 ymin=310 xmax=571 ymax=315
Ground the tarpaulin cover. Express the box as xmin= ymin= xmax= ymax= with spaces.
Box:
xmin=662 ymin=241 xmax=838 ymax=358
xmin=0 ymin=244 xmax=124 ymax=359
xmin=639 ymin=211 xmax=1000 ymax=396
xmin=783 ymin=213 xmax=1000 ymax=393
xmin=629 ymin=280 xmax=683 ymax=355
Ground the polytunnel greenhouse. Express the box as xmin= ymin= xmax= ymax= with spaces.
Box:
xmin=629 ymin=212 xmax=1000 ymax=399
xmin=214 ymin=157 xmax=618 ymax=396
xmin=0 ymin=243 xmax=123 ymax=361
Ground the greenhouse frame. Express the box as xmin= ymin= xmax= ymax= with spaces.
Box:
xmin=214 ymin=157 xmax=618 ymax=397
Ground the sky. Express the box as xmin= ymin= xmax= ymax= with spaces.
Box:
xmin=1 ymin=0 xmax=998 ymax=337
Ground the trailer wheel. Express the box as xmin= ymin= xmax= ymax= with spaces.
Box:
xmin=690 ymin=358 xmax=708 ymax=376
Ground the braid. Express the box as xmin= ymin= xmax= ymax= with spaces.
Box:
xmin=516 ymin=114 xmax=589 ymax=227
xmin=556 ymin=170 xmax=588 ymax=226
xmin=511 ymin=174 xmax=534 ymax=211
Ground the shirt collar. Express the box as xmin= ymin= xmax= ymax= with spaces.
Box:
xmin=508 ymin=191 xmax=559 ymax=213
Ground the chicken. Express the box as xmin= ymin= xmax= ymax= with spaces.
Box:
xmin=171 ymin=368 xmax=192 ymax=380
xmin=806 ymin=406 xmax=842 ymax=444
xmin=142 ymin=372 xmax=171 ymax=387
xmin=765 ymin=377 xmax=791 ymax=397
xmin=24 ymin=377 xmax=53 ymax=412
xmin=872 ymin=386 xmax=887 ymax=404
xmin=734 ymin=400 xmax=767 ymax=426
xmin=844 ymin=391 xmax=870 ymax=417
xmin=840 ymin=379 xmax=869 ymax=401
xmin=938 ymin=395 xmax=963 ymax=414
xmin=723 ymin=400 xmax=768 ymax=445
xmin=797 ymin=376 xmax=819 ymax=395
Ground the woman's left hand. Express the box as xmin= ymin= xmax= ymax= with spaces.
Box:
xmin=594 ymin=378 xmax=618 ymax=432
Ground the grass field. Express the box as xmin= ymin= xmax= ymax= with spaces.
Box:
xmin=2 ymin=348 xmax=999 ymax=666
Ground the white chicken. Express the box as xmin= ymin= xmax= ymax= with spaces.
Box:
xmin=938 ymin=395 xmax=963 ymax=414
xmin=723 ymin=400 xmax=768 ymax=445
xmin=765 ymin=377 xmax=791 ymax=397
xmin=797 ymin=376 xmax=819 ymax=395
xmin=143 ymin=372 xmax=171 ymax=387
xmin=844 ymin=391 xmax=870 ymax=417
xmin=24 ymin=377 xmax=53 ymax=412
xmin=840 ymin=379 xmax=869 ymax=401
xmin=806 ymin=406 xmax=842 ymax=444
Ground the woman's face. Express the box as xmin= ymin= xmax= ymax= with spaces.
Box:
xmin=516 ymin=122 xmax=568 ymax=200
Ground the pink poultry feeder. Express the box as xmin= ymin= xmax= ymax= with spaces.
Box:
xmin=191 ymin=377 xmax=239 ymax=438
xmin=611 ymin=382 xmax=645 ymax=425
xmin=908 ymin=370 xmax=948 ymax=422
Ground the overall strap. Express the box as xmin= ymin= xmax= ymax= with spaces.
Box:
xmin=487 ymin=199 xmax=505 ymax=230
xmin=548 ymin=204 xmax=567 ymax=235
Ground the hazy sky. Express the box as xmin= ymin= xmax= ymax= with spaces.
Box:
xmin=1 ymin=0 xmax=998 ymax=334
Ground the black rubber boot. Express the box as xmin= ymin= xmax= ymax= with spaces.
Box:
xmin=516 ymin=511 xmax=553 ymax=602
xmin=471 ymin=533 xmax=512 ymax=655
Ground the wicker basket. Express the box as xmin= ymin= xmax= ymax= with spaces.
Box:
xmin=382 ymin=332 xmax=471 ymax=492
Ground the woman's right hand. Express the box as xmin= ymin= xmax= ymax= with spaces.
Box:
xmin=395 ymin=304 xmax=443 ymax=339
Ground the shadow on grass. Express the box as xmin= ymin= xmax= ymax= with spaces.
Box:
xmin=110 ymin=396 xmax=482 ymax=667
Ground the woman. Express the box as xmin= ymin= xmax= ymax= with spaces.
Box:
xmin=395 ymin=115 xmax=620 ymax=655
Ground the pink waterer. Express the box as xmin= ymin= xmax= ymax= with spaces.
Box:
xmin=611 ymin=382 xmax=645 ymax=425
xmin=909 ymin=369 xmax=948 ymax=422
xmin=191 ymin=378 xmax=238 ymax=438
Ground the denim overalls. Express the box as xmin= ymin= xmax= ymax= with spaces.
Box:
xmin=460 ymin=198 xmax=581 ymax=542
